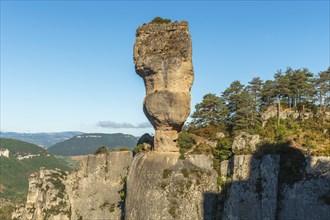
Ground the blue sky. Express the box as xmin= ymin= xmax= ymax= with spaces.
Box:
xmin=1 ymin=0 xmax=329 ymax=136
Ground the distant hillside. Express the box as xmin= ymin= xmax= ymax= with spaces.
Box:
xmin=0 ymin=131 xmax=83 ymax=148
xmin=47 ymin=133 xmax=139 ymax=156
xmin=0 ymin=138 xmax=71 ymax=202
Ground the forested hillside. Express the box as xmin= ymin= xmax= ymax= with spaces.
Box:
xmin=0 ymin=138 xmax=70 ymax=202
xmin=47 ymin=133 xmax=139 ymax=156
xmin=177 ymin=67 xmax=329 ymax=162
xmin=0 ymin=131 xmax=83 ymax=148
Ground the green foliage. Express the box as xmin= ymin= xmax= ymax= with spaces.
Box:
xmin=119 ymin=191 xmax=125 ymax=199
xmin=54 ymin=155 xmax=81 ymax=170
xmin=0 ymin=138 xmax=47 ymax=156
xmin=188 ymin=125 xmax=224 ymax=140
xmin=0 ymin=139 xmax=70 ymax=202
xmin=168 ymin=205 xmax=177 ymax=218
xmin=44 ymin=200 xmax=70 ymax=219
xmin=0 ymin=156 xmax=70 ymax=202
xmin=133 ymin=144 xmax=144 ymax=155
xmin=178 ymin=132 xmax=196 ymax=149
xmin=0 ymin=131 xmax=82 ymax=148
xmin=178 ymin=132 xmax=196 ymax=159
xmin=47 ymin=133 xmax=138 ymax=156
xmin=191 ymin=93 xmax=228 ymax=128
xmin=162 ymin=168 xmax=172 ymax=179
xmin=181 ymin=168 xmax=189 ymax=178
xmin=94 ymin=146 xmax=108 ymax=155
xmin=192 ymin=143 xmax=213 ymax=155
xmin=187 ymin=66 xmax=330 ymax=157
xmin=0 ymin=201 xmax=15 ymax=220
xmin=151 ymin=17 xmax=171 ymax=24
xmin=109 ymin=203 xmax=116 ymax=213
xmin=275 ymin=124 xmax=289 ymax=142
xmin=213 ymin=138 xmax=233 ymax=161
xmin=232 ymin=90 xmax=262 ymax=133
xmin=118 ymin=146 xmax=129 ymax=151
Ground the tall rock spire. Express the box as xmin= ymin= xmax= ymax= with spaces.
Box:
xmin=134 ymin=20 xmax=194 ymax=152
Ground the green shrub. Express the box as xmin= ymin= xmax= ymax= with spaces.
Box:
xmin=178 ymin=132 xmax=196 ymax=149
xmin=192 ymin=143 xmax=213 ymax=155
xmin=181 ymin=168 xmax=189 ymax=178
xmin=163 ymin=168 xmax=172 ymax=179
xmin=213 ymin=138 xmax=233 ymax=161
xmin=109 ymin=203 xmax=116 ymax=213
xmin=178 ymin=132 xmax=196 ymax=159
xmin=188 ymin=125 xmax=224 ymax=140
xmin=94 ymin=146 xmax=107 ymax=155
xmin=133 ymin=144 xmax=144 ymax=156
xmin=118 ymin=147 xmax=129 ymax=151
xmin=151 ymin=16 xmax=171 ymax=24
xmin=275 ymin=124 xmax=289 ymax=142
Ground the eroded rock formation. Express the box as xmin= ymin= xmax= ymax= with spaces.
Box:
xmin=12 ymin=152 xmax=133 ymax=220
xmin=232 ymin=132 xmax=260 ymax=153
xmin=125 ymin=153 xmax=218 ymax=220
xmin=134 ymin=21 xmax=194 ymax=152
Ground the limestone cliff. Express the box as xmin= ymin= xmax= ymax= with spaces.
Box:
xmin=134 ymin=21 xmax=194 ymax=152
xmin=219 ymin=155 xmax=330 ymax=220
xmin=13 ymin=152 xmax=330 ymax=220
xmin=12 ymin=151 xmax=133 ymax=220
xmin=125 ymin=153 xmax=217 ymax=220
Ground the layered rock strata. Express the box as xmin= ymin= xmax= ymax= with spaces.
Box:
xmin=134 ymin=21 xmax=194 ymax=152
xmin=13 ymin=153 xmax=330 ymax=220
xmin=12 ymin=151 xmax=133 ymax=220
xmin=125 ymin=153 xmax=218 ymax=220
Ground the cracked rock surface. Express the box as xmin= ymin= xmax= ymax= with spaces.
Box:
xmin=134 ymin=21 xmax=194 ymax=152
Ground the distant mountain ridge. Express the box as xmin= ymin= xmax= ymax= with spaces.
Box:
xmin=0 ymin=131 xmax=83 ymax=148
xmin=47 ymin=133 xmax=139 ymax=156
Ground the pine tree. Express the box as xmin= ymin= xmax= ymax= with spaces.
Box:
xmin=233 ymin=90 xmax=261 ymax=133
xmin=315 ymin=67 xmax=330 ymax=112
xmin=222 ymin=80 xmax=245 ymax=118
xmin=191 ymin=93 xmax=228 ymax=127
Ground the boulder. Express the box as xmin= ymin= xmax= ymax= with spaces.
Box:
xmin=137 ymin=133 xmax=154 ymax=151
xmin=232 ymin=132 xmax=260 ymax=153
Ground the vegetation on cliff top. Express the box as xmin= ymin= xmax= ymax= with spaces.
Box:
xmin=184 ymin=66 xmax=329 ymax=154
xmin=151 ymin=17 xmax=171 ymax=24
xmin=176 ymin=67 xmax=329 ymax=183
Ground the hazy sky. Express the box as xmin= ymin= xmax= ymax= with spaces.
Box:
xmin=1 ymin=0 xmax=329 ymax=136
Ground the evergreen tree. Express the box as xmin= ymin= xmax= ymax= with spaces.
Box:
xmin=247 ymin=77 xmax=263 ymax=111
xmin=261 ymin=79 xmax=276 ymax=108
xmin=233 ymin=90 xmax=261 ymax=133
xmin=287 ymin=68 xmax=315 ymax=107
xmin=315 ymin=67 xmax=330 ymax=112
xmin=273 ymin=71 xmax=291 ymax=124
xmin=222 ymin=80 xmax=245 ymax=118
xmin=191 ymin=93 xmax=228 ymax=127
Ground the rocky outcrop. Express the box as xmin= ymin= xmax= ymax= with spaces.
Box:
xmin=12 ymin=151 xmax=133 ymax=220
xmin=125 ymin=153 xmax=217 ymax=220
xmin=219 ymin=155 xmax=330 ymax=220
xmin=134 ymin=21 xmax=194 ymax=152
xmin=222 ymin=155 xmax=280 ymax=220
xmin=136 ymin=133 xmax=154 ymax=151
xmin=278 ymin=156 xmax=330 ymax=220
xmin=232 ymin=133 xmax=260 ymax=153
xmin=260 ymin=105 xmax=330 ymax=127
xmin=66 ymin=151 xmax=132 ymax=220
xmin=14 ymin=151 xmax=330 ymax=220
xmin=12 ymin=169 xmax=71 ymax=220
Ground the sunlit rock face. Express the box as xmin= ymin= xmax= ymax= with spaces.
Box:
xmin=134 ymin=21 xmax=194 ymax=152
